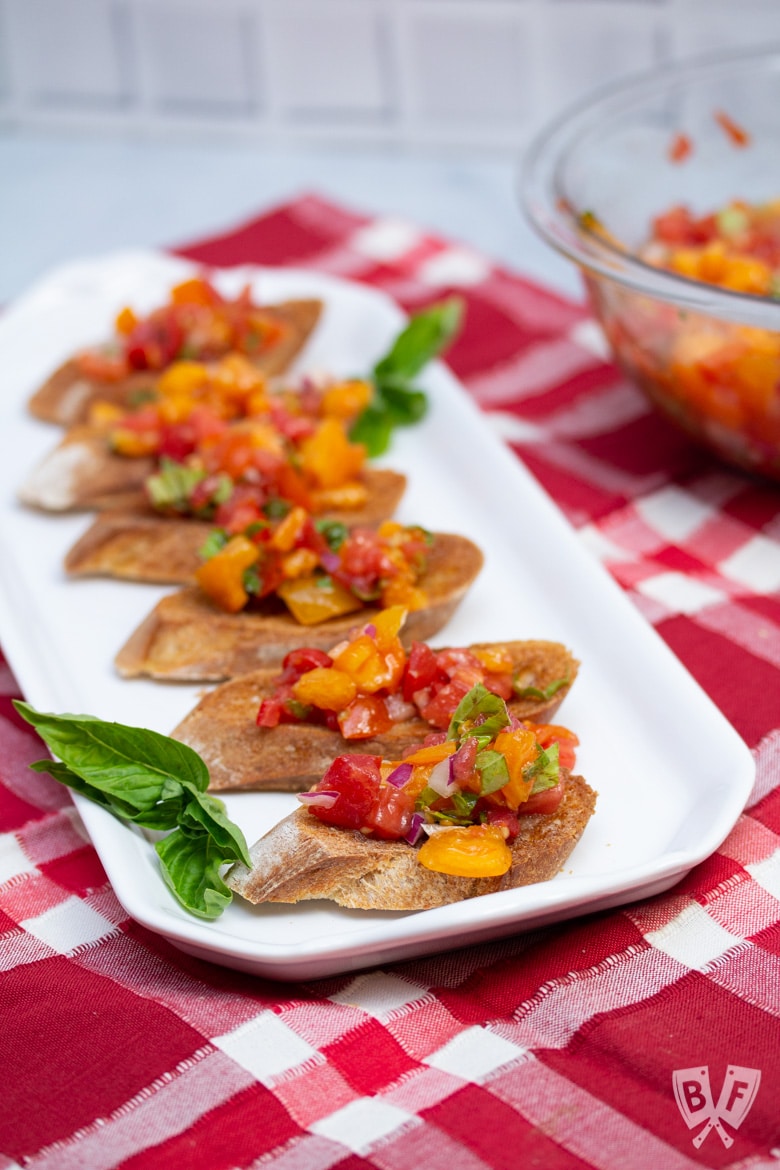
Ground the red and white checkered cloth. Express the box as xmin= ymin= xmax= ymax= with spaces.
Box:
xmin=2 ymin=195 xmax=778 ymax=1168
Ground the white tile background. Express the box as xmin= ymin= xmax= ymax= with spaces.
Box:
xmin=0 ymin=0 xmax=772 ymax=151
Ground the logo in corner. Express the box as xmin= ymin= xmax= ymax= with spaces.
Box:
xmin=673 ymin=1065 xmax=761 ymax=1149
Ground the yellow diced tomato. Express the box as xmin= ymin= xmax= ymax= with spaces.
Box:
xmin=417 ymin=825 xmax=512 ymax=877
xmin=371 ymin=605 xmax=408 ymax=650
xmin=269 ymin=506 xmax=308 ymax=552
xmin=110 ymin=428 xmax=159 ymax=457
xmin=331 ymin=633 xmax=405 ymax=693
xmin=310 ymin=482 xmax=369 ymax=513
xmin=292 ymin=667 xmax=357 ymax=711
xmin=276 ymin=576 xmax=363 ymax=625
xmin=87 ymin=401 xmax=125 ymax=427
xmin=195 ymin=535 xmax=259 ymax=613
xmin=299 ymin=418 xmax=366 ymax=489
xmin=281 ymin=548 xmax=320 ymax=579
xmin=472 ymin=645 xmax=514 ymax=674
xmin=170 ymin=277 xmax=216 ymax=305
xmin=320 ymin=379 xmax=373 ymax=419
xmin=157 ymin=361 xmax=208 ymax=399
xmin=402 ymin=741 xmax=456 ymax=766
xmin=381 ymin=578 xmax=427 ymax=611
xmin=115 ymin=306 xmax=138 ymax=335
xmin=493 ymin=728 xmax=538 ymax=809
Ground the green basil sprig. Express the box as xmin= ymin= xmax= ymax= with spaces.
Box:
xmin=13 ymin=702 xmax=251 ymax=921
xmin=350 ymin=297 xmax=464 ymax=456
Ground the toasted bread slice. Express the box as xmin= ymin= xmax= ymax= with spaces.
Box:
xmin=172 ymin=640 xmax=579 ymax=792
xmin=28 ymin=299 xmax=323 ymax=426
xmin=18 ymin=427 xmax=153 ymax=513
xmin=63 ymin=469 xmax=408 ymax=584
xmin=227 ymin=772 xmax=596 ymax=910
xmin=115 ymin=533 xmax=484 ymax=681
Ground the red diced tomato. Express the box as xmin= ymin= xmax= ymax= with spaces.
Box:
xmin=309 ymin=754 xmax=381 ymax=828
xmin=402 ymin=641 xmax=439 ymax=702
xmin=279 ymin=647 xmax=333 ymax=684
xmin=420 ymin=678 xmax=472 ymax=729
xmin=337 ymin=696 xmax=393 ymax=740
xmin=256 ymin=698 xmax=283 ymax=728
xmin=484 ymin=806 xmax=520 ymax=839
xmin=124 ymin=314 xmax=184 ymax=370
xmin=363 ymin=785 xmax=416 ymax=840
xmin=518 ymin=778 xmax=565 ymax=816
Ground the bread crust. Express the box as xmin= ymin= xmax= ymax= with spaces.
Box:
xmin=62 ymin=469 xmax=408 ymax=584
xmin=172 ymin=640 xmax=579 ymax=791
xmin=27 ymin=299 xmax=323 ymax=426
xmin=115 ymin=532 xmax=485 ymax=681
xmin=226 ymin=772 xmax=596 ymax=910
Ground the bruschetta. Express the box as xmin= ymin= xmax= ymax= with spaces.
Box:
xmin=225 ymin=682 xmax=596 ymax=911
xmin=115 ymin=530 xmax=485 ymax=681
xmin=27 ymin=276 xmax=323 ymax=426
xmin=171 ymin=614 xmax=579 ymax=792
xmin=62 ymin=466 xmax=407 ymax=584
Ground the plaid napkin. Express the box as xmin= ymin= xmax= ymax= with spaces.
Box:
xmin=2 ymin=195 xmax=778 ymax=1169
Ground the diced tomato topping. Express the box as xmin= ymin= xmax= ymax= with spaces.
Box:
xmin=517 ymin=777 xmax=566 ymax=816
xmin=337 ymin=695 xmax=393 ymax=740
xmin=124 ymin=315 xmax=184 ymax=370
xmin=533 ymin=724 xmax=579 ymax=771
xmin=363 ymin=785 xmax=416 ymax=840
xmin=420 ymin=677 xmax=472 ymax=730
xmin=402 ymin=641 xmax=439 ymax=702
xmin=484 ymin=806 xmax=520 ymax=839
xmin=256 ymin=698 xmax=283 ymax=728
xmin=278 ymin=647 xmax=333 ymax=684
xmin=309 ymin=755 xmax=381 ymax=828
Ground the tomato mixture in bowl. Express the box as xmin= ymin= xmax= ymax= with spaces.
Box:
xmin=522 ymin=46 xmax=780 ymax=478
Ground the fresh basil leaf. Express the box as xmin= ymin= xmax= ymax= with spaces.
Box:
xmin=13 ymin=702 xmax=248 ymax=919
xmin=264 ymin=497 xmax=291 ymax=520
xmin=373 ymin=297 xmax=464 ymax=383
xmin=349 ymin=406 xmax=394 ymax=457
xmin=180 ymin=792 xmax=251 ymax=866
xmin=475 ymin=749 xmax=510 ymax=795
xmin=155 ymin=829 xmax=233 ymax=920
xmin=415 ymin=786 xmax=441 ymax=810
xmin=450 ymin=790 xmax=479 ymax=816
xmin=15 ymin=704 xmax=209 ymax=809
xmin=447 ymin=683 xmax=510 ymax=743
xmin=372 ymin=379 xmax=428 ymax=425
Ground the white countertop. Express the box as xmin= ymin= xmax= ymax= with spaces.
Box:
xmin=0 ymin=131 xmax=582 ymax=306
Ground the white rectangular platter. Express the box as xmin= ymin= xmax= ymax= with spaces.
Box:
xmin=0 ymin=250 xmax=755 ymax=980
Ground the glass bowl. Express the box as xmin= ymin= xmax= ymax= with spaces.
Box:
xmin=521 ymin=45 xmax=780 ymax=479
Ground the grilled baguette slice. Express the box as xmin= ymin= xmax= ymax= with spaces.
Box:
xmin=172 ymin=640 xmax=578 ymax=792
xmin=115 ymin=532 xmax=484 ymax=682
xmin=227 ymin=772 xmax=596 ymax=910
xmin=28 ymin=298 xmax=323 ymax=426
xmin=18 ymin=427 xmax=154 ymax=513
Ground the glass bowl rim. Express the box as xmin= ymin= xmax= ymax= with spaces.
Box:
xmin=520 ymin=43 xmax=780 ymax=331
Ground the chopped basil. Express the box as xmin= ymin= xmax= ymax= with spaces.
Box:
xmin=526 ymin=742 xmax=560 ymax=793
xmin=512 ymin=675 xmax=569 ymax=702
xmin=315 ymin=519 xmax=349 ymax=551
xmin=146 ymin=458 xmax=206 ymax=513
xmin=127 ymin=387 xmax=158 ymax=408
xmin=264 ymin=497 xmax=291 ymax=520
xmin=447 ymin=683 xmax=509 ymax=743
xmin=314 ymin=574 xmax=333 ymax=590
xmin=13 ymin=703 xmax=251 ymax=921
xmin=284 ymin=699 xmax=311 ymax=720
xmin=242 ymin=564 xmax=263 ymax=596
xmin=475 ymin=748 xmax=510 ymax=795
xmin=198 ymin=528 xmax=229 ymax=560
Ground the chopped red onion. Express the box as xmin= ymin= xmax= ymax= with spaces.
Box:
xmin=385 ymin=692 xmax=416 ymax=723
xmin=386 ymin=762 xmax=413 ymax=788
xmin=428 ymin=757 xmax=457 ymax=797
xmin=404 ymin=813 xmax=425 ymax=846
xmin=320 ymin=551 xmax=340 ymax=573
xmin=296 ymin=790 xmax=338 ymax=808
xmin=363 ymin=622 xmax=377 ymax=638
